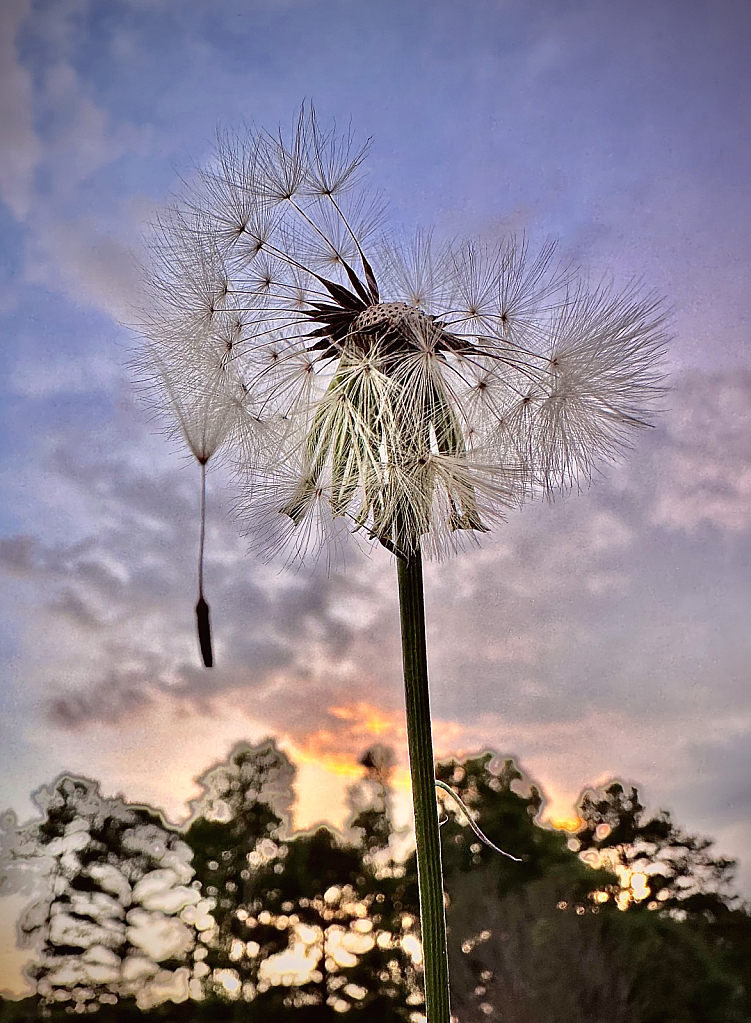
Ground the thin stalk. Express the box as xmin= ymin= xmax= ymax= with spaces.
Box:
xmin=196 ymin=460 xmax=214 ymax=667
xmin=397 ymin=546 xmax=450 ymax=1023
xmin=198 ymin=461 xmax=207 ymax=595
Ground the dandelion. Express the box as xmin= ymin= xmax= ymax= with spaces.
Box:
xmin=135 ymin=105 xmax=667 ymax=1022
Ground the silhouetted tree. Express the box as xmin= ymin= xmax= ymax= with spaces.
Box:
xmin=706 ymin=906 xmax=751 ymax=1019
xmin=576 ymin=781 xmax=737 ymax=918
xmin=446 ymin=875 xmax=638 ymax=1023
xmin=347 ymin=746 xmax=399 ymax=859
xmin=431 ymin=753 xmax=618 ymax=1020
xmin=434 ymin=752 xmax=613 ymax=893
xmin=181 ymin=739 xmax=419 ymax=1019
xmin=3 ymin=750 xmax=750 ymax=1021
xmin=0 ymin=777 xmax=198 ymax=1014
xmin=256 ymin=744 xmax=420 ymax=1021
xmin=182 ymin=739 xmax=297 ymax=1009
xmin=575 ymin=780 xmax=751 ymax=1021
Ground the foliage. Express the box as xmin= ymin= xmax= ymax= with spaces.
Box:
xmin=182 ymin=740 xmax=297 ymax=1004
xmin=2 ymin=744 xmax=750 ymax=1021
xmin=179 ymin=740 xmax=419 ymax=1019
xmin=577 ymin=781 xmax=738 ymax=917
xmin=0 ymin=777 xmax=198 ymax=1014
xmin=433 ymin=753 xmax=605 ymax=893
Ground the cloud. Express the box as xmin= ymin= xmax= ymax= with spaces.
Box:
xmin=0 ymin=0 xmax=153 ymax=334
xmin=7 ymin=374 xmax=751 ymax=728
xmin=647 ymin=371 xmax=751 ymax=534
xmin=23 ymin=214 xmax=145 ymax=323
xmin=0 ymin=0 xmax=41 ymax=219
xmin=0 ymin=417 xmax=404 ymax=746
xmin=48 ymin=669 xmax=156 ymax=727
xmin=0 ymin=537 xmax=36 ymax=575
xmin=2 ymin=359 xmax=751 ymax=895
xmin=8 ymin=331 xmax=123 ymax=398
xmin=679 ymin=723 xmax=751 ymax=831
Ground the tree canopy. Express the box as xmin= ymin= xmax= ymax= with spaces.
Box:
xmin=1 ymin=741 xmax=748 ymax=1022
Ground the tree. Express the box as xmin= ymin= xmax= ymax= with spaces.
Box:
xmin=446 ymin=875 xmax=638 ymax=1023
xmin=573 ymin=780 xmax=751 ymax=1021
xmin=576 ymin=781 xmax=737 ymax=918
xmin=435 ymin=752 xmax=605 ymax=895
xmin=0 ymin=776 xmax=199 ymax=1014
xmin=430 ymin=752 xmax=620 ymax=1020
xmin=250 ymin=745 xmax=420 ymax=1021
xmin=4 ymin=750 xmax=750 ymax=1021
xmin=347 ymin=745 xmax=399 ymax=861
xmin=182 ymin=738 xmax=418 ymax=1020
xmin=182 ymin=739 xmax=297 ymax=1009
xmin=428 ymin=756 xmax=750 ymax=1023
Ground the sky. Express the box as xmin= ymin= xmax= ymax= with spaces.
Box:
xmin=1 ymin=0 xmax=751 ymax=997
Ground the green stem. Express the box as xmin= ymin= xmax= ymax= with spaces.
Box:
xmin=397 ymin=546 xmax=451 ymax=1023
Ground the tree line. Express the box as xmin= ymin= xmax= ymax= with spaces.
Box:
xmin=1 ymin=740 xmax=749 ymax=1022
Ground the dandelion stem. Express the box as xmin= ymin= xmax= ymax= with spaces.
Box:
xmin=397 ymin=546 xmax=450 ymax=1023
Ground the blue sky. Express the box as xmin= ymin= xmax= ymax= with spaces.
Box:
xmin=1 ymin=0 xmax=750 ymax=996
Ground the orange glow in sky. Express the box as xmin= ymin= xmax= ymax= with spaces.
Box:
xmin=328 ymin=702 xmax=397 ymax=738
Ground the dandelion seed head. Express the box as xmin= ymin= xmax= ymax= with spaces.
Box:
xmin=135 ymin=103 xmax=668 ymax=566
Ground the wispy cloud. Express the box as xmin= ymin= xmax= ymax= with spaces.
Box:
xmin=1 ymin=373 xmax=749 ymax=890
xmin=0 ymin=0 xmax=41 ymax=219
